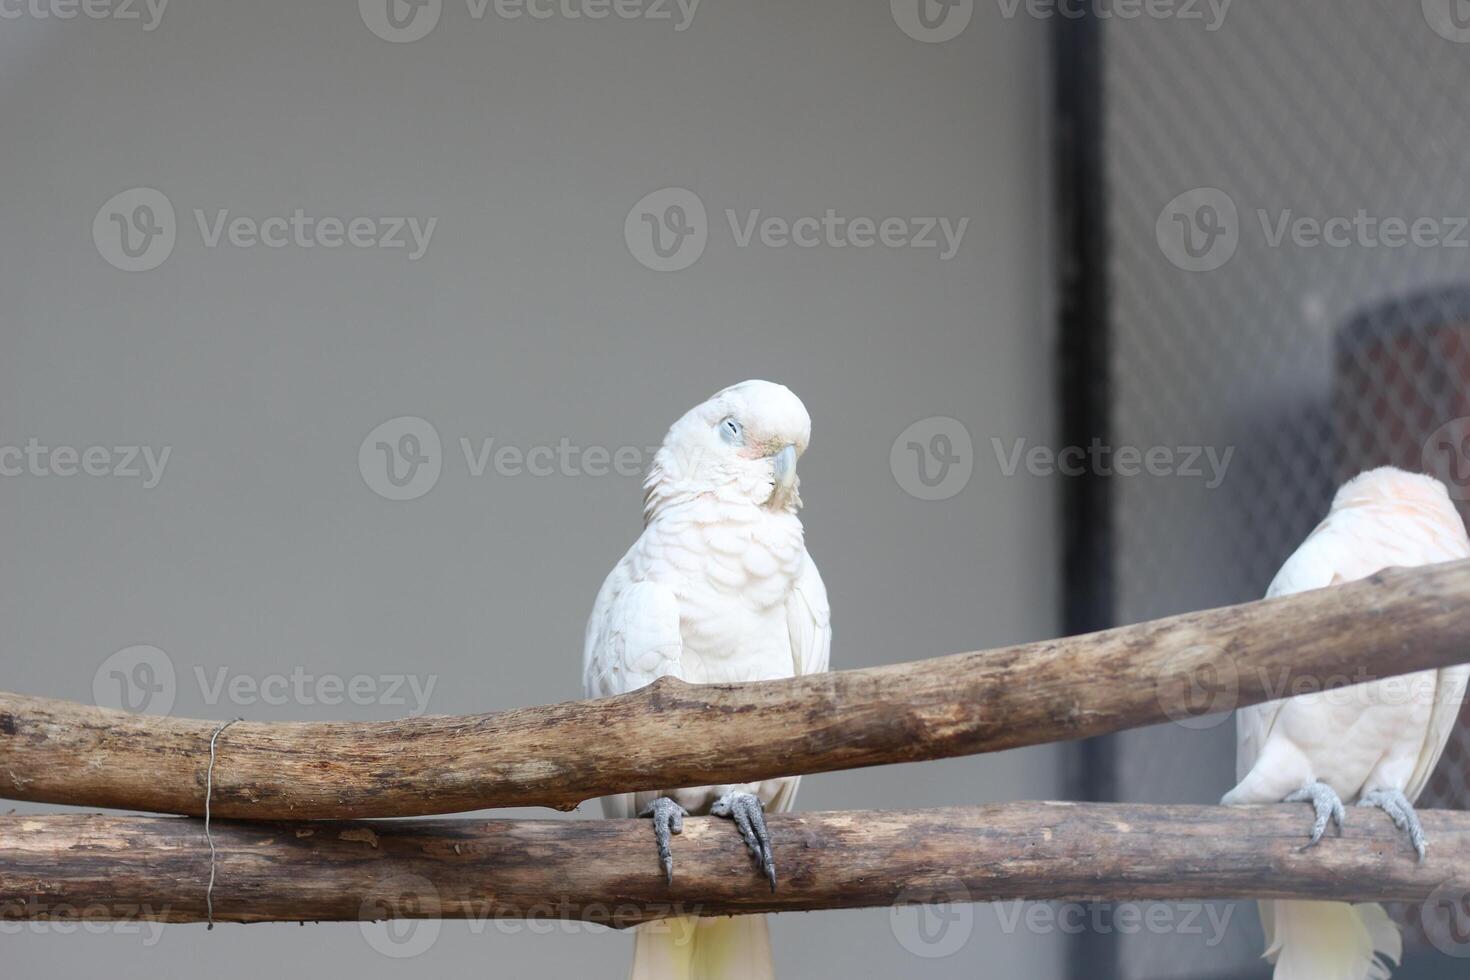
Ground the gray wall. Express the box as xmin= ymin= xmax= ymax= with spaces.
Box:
xmin=0 ymin=1 xmax=1062 ymax=977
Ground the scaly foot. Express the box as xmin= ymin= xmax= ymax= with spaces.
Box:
xmin=639 ymin=796 xmax=688 ymax=884
xmin=711 ymin=791 xmax=776 ymax=892
xmin=1284 ymin=781 xmax=1347 ymax=848
xmin=1359 ymin=788 xmax=1427 ymax=862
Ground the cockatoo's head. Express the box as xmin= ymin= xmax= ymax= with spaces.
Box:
xmin=644 ymin=380 xmax=812 ymax=520
xmin=1332 ymin=466 xmax=1455 ymax=513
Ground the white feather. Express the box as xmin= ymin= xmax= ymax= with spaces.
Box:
xmin=585 ymin=382 xmax=832 ymax=979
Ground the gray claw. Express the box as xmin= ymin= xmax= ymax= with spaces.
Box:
xmin=1284 ymin=781 xmax=1346 ymax=847
xmin=712 ymin=791 xmax=776 ymax=892
xmin=639 ymin=797 xmax=688 ymax=884
xmin=1359 ymin=788 xmax=1427 ymax=862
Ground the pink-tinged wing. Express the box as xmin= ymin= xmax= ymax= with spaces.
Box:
xmin=1324 ymin=495 xmax=1470 ymax=802
xmin=1236 ymin=486 xmax=1470 ymax=797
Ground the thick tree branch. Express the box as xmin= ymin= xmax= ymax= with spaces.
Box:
xmin=2 ymin=804 xmax=1467 ymax=923
xmin=2 ymin=560 xmax=1469 ymax=819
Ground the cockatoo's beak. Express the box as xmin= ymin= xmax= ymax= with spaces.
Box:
xmin=772 ymin=443 xmax=798 ymax=491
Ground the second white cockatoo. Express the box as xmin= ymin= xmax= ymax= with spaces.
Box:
xmin=583 ymin=380 xmax=831 ymax=980
xmin=1223 ymin=466 xmax=1470 ymax=980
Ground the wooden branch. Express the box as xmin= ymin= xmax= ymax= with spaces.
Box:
xmin=3 ymin=560 xmax=1470 ymax=819
xmin=3 ymin=804 xmax=1468 ymax=923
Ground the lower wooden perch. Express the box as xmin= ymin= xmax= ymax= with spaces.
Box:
xmin=3 ymin=803 xmax=1466 ymax=924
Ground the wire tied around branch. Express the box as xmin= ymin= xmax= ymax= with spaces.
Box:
xmin=204 ymin=717 xmax=242 ymax=930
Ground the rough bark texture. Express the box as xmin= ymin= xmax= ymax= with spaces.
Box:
xmin=2 ymin=560 xmax=1468 ymax=819
xmin=1 ymin=804 xmax=1465 ymax=924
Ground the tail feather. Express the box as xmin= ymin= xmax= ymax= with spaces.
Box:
xmin=1263 ymin=900 xmax=1401 ymax=980
xmin=630 ymin=914 xmax=773 ymax=980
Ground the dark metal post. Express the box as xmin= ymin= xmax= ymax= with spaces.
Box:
xmin=1053 ymin=11 xmax=1119 ymax=980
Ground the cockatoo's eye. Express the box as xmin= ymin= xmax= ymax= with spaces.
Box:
xmin=719 ymin=417 xmax=744 ymax=446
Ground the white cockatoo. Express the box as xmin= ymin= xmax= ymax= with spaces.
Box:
xmin=1223 ymin=466 xmax=1470 ymax=980
xmin=583 ymin=380 xmax=831 ymax=980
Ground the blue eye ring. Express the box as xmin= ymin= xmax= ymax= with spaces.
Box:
xmin=719 ymin=417 xmax=744 ymax=445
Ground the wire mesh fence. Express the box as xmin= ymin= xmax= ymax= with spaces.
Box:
xmin=1096 ymin=2 xmax=1470 ymax=975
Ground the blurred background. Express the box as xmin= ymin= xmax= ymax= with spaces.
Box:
xmin=1 ymin=0 xmax=1468 ymax=977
